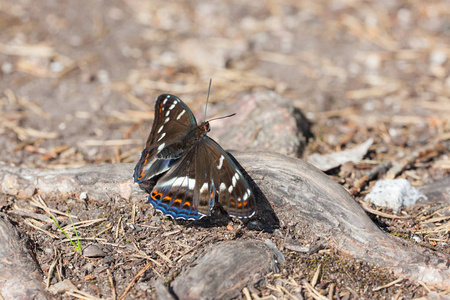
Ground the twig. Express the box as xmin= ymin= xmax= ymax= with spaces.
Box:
xmin=386 ymin=140 xmax=445 ymax=179
xmin=108 ymin=269 xmax=117 ymax=300
xmin=359 ymin=201 xmax=408 ymax=219
xmin=118 ymin=261 xmax=152 ymax=300
xmin=351 ymin=160 xmax=392 ymax=195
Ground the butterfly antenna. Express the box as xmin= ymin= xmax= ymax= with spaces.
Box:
xmin=203 ymin=78 xmax=236 ymax=123
xmin=204 ymin=78 xmax=212 ymax=121
xmin=208 ymin=113 xmax=236 ymax=122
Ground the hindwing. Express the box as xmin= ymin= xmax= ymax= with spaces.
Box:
xmin=148 ymin=136 xmax=256 ymax=219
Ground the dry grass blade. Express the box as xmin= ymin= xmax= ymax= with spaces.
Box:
xmin=420 ymin=215 xmax=450 ymax=224
xmin=174 ymin=236 xmax=215 ymax=261
xmin=277 ymin=284 xmax=300 ymax=300
xmin=415 ymin=221 xmax=450 ymax=234
xmin=311 ymin=263 xmax=321 ymax=287
xmin=46 ymin=248 xmax=59 ymax=288
xmin=242 ymin=287 xmax=252 ymax=300
xmin=372 ymin=278 xmax=404 ymax=291
xmin=155 ymin=250 xmax=172 ymax=265
xmin=24 ymin=219 xmax=58 ymax=238
xmin=107 ymin=269 xmax=117 ymax=300
xmin=0 ymin=43 xmax=56 ymax=57
xmin=416 ymin=206 xmax=450 ymax=222
xmin=162 ymin=229 xmax=181 ymax=237
xmin=93 ymin=223 xmax=112 ymax=238
xmin=59 ymin=237 xmax=107 ymax=244
xmin=328 ymin=283 xmax=335 ymax=299
xmin=30 ymin=195 xmax=78 ymax=218
xmin=417 ymin=281 xmax=432 ymax=293
xmin=9 ymin=209 xmax=53 ymax=223
xmin=3 ymin=121 xmax=58 ymax=140
xmin=115 ymin=217 xmax=122 ymax=240
xmin=433 ymin=159 xmax=450 ymax=170
xmin=79 ymin=139 xmax=141 ymax=146
xmin=130 ymin=253 xmax=162 ymax=267
xmin=60 ymin=218 xmax=107 ymax=232
xmin=66 ymin=289 xmax=103 ymax=300
xmin=303 ymin=281 xmax=329 ymax=300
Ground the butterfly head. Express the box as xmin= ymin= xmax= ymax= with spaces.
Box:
xmin=199 ymin=121 xmax=210 ymax=133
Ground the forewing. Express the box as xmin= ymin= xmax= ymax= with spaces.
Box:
xmin=133 ymin=94 xmax=197 ymax=183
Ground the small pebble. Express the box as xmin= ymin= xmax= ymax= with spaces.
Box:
xmin=48 ymin=279 xmax=77 ymax=294
xmin=82 ymin=244 xmax=106 ymax=258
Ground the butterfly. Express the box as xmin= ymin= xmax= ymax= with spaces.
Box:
xmin=133 ymin=94 xmax=256 ymax=220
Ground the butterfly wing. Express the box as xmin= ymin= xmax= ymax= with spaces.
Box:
xmin=148 ymin=135 xmax=256 ymax=220
xmin=133 ymin=94 xmax=197 ymax=183
xmin=202 ymin=137 xmax=256 ymax=219
xmin=147 ymin=148 xmax=205 ymax=220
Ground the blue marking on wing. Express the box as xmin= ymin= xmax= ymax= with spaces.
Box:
xmin=148 ymin=196 xmax=203 ymax=220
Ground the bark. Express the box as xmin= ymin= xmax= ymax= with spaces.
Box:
xmin=171 ymin=240 xmax=284 ymax=299
xmin=0 ymin=213 xmax=50 ymax=300
xmin=0 ymin=151 xmax=449 ymax=291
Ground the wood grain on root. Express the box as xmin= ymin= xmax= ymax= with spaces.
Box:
xmin=237 ymin=151 xmax=450 ymax=289
xmin=0 ymin=213 xmax=50 ymax=300
xmin=0 ymin=152 xmax=449 ymax=290
xmin=171 ymin=240 xmax=284 ymax=299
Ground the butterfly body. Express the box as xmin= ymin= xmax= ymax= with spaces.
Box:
xmin=156 ymin=122 xmax=208 ymax=161
xmin=134 ymin=94 xmax=256 ymax=220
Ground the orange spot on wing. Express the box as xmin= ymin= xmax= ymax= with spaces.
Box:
xmin=138 ymin=153 xmax=151 ymax=179
xmin=151 ymin=190 xmax=163 ymax=200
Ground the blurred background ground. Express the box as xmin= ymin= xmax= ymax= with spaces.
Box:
xmin=0 ymin=0 xmax=449 ymax=299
